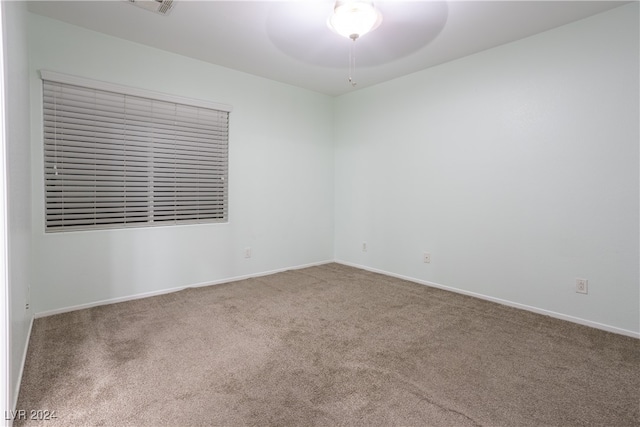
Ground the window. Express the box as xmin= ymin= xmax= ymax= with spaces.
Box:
xmin=41 ymin=71 xmax=231 ymax=232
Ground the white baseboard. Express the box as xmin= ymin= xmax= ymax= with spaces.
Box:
xmin=34 ymin=260 xmax=334 ymax=319
xmin=33 ymin=259 xmax=639 ymax=339
xmin=336 ymin=260 xmax=640 ymax=339
xmin=10 ymin=315 xmax=33 ymax=425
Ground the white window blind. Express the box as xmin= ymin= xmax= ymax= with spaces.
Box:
xmin=42 ymin=72 xmax=230 ymax=232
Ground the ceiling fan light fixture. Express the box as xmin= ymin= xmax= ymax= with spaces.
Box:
xmin=329 ymin=0 xmax=382 ymax=40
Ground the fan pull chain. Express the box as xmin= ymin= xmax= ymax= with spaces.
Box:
xmin=348 ymin=35 xmax=358 ymax=87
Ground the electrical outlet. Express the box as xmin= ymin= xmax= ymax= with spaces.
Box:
xmin=423 ymin=252 xmax=431 ymax=263
xmin=362 ymin=242 xmax=367 ymax=252
xmin=244 ymin=247 xmax=252 ymax=259
xmin=576 ymin=278 xmax=588 ymax=294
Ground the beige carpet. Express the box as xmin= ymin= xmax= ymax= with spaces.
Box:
xmin=15 ymin=263 xmax=640 ymax=426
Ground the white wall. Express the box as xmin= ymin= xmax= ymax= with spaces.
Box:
xmin=2 ymin=0 xmax=33 ymax=416
xmin=29 ymin=14 xmax=335 ymax=314
xmin=334 ymin=4 xmax=639 ymax=335
xmin=27 ymin=4 xmax=639 ymax=336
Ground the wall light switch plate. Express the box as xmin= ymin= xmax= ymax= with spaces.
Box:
xmin=423 ymin=252 xmax=431 ymax=263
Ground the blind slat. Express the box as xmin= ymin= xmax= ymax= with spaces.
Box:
xmin=43 ymin=77 xmax=229 ymax=231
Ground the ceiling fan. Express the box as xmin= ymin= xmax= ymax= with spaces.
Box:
xmin=328 ymin=0 xmax=383 ymax=86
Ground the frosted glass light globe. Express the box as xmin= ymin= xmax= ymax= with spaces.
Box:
xmin=329 ymin=1 xmax=382 ymax=40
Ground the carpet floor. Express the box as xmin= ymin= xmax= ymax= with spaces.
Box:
xmin=15 ymin=263 xmax=640 ymax=426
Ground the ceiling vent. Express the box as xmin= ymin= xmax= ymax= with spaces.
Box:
xmin=128 ymin=0 xmax=174 ymax=16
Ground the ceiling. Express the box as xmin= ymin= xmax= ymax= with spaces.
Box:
xmin=27 ymin=1 xmax=629 ymax=96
